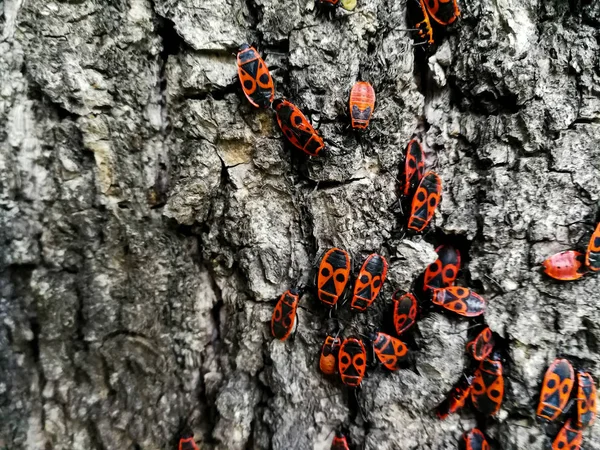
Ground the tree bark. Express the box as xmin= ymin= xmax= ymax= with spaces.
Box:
xmin=1 ymin=0 xmax=599 ymax=449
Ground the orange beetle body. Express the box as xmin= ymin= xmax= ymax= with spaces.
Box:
xmin=542 ymin=250 xmax=586 ymax=281
xmin=349 ymin=82 xmax=375 ymax=129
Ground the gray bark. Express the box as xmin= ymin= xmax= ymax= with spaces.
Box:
xmin=1 ymin=0 xmax=599 ymax=449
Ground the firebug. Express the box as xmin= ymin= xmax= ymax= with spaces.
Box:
xmin=350 ymin=253 xmax=388 ymax=311
xmin=236 ymin=44 xmax=274 ymax=108
xmin=271 ymin=288 xmax=301 ymax=341
xmin=273 ymin=99 xmax=325 ymax=157
xmin=575 ymin=370 xmax=596 ymax=429
xmin=316 ymin=248 xmax=351 ymax=306
xmin=537 ymin=358 xmax=575 ymax=422
xmin=471 ymin=352 xmax=504 ymax=416
xmin=436 ymin=374 xmax=474 ymax=420
xmin=431 ymin=286 xmax=485 ymax=317
xmin=371 ymin=332 xmax=409 ymax=371
xmin=542 ymin=250 xmax=586 ymax=281
xmin=459 ymin=428 xmax=489 ymax=450
xmin=402 ymin=139 xmax=425 ymax=199
xmin=349 ymin=81 xmax=376 ymax=130
xmin=338 ymin=337 xmax=367 ymax=387
xmin=320 ymin=335 xmax=342 ymax=375
xmin=407 ymin=171 xmax=442 ymax=232
xmin=466 ymin=326 xmax=495 ymax=362
xmin=585 ymin=222 xmax=600 ymax=272
xmin=551 ymin=419 xmax=582 ymax=450
xmin=392 ymin=290 xmax=418 ymax=335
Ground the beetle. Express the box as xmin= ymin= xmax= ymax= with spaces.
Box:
xmin=316 ymin=248 xmax=352 ymax=306
xmin=551 ymin=419 xmax=582 ymax=450
xmin=436 ymin=374 xmax=474 ymax=419
xmin=466 ymin=326 xmax=495 ymax=362
xmin=423 ymin=0 xmax=460 ymax=27
xmin=586 ymin=222 xmax=600 ymax=272
xmin=542 ymin=250 xmax=587 ymax=281
xmin=273 ymin=99 xmax=325 ymax=157
xmin=392 ymin=290 xmax=418 ymax=335
xmin=338 ymin=337 xmax=367 ymax=387
xmin=412 ymin=0 xmax=460 ymax=46
xmin=471 ymin=352 xmax=504 ymax=416
xmin=349 ymin=81 xmax=376 ymax=130
xmin=330 ymin=431 xmax=350 ymax=450
xmin=407 ymin=171 xmax=442 ymax=232
xmin=459 ymin=428 xmax=489 ymax=450
xmin=236 ymin=44 xmax=275 ymax=108
xmin=271 ymin=288 xmax=302 ymax=341
xmin=423 ymin=245 xmax=461 ymax=290
xmin=371 ymin=332 xmax=409 ymax=371
xmin=537 ymin=358 xmax=575 ymax=422
xmin=402 ymin=139 xmax=425 ymax=199
xmin=431 ymin=286 xmax=485 ymax=317
xmin=178 ymin=435 xmax=199 ymax=450
xmin=350 ymin=253 xmax=388 ymax=311
xmin=320 ymin=335 xmax=342 ymax=375
xmin=575 ymin=370 xmax=597 ymax=429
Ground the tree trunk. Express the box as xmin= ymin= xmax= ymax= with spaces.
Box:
xmin=1 ymin=0 xmax=599 ymax=449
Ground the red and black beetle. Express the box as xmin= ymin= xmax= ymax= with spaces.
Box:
xmin=320 ymin=335 xmax=342 ymax=375
xmin=402 ymin=139 xmax=425 ymax=199
xmin=271 ymin=288 xmax=302 ymax=341
xmin=236 ymin=44 xmax=275 ymax=108
xmin=466 ymin=326 xmax=495 ymax=362
xmin=542 ymin=250 xmax=587 ymax=281
xmin=330 ymin=430 xmax=350 ymax=450
xmin=407 ymin=171 xmax=442 ymax=232
xmin=349 ymin=81 xmax=375 ymax=130
xmin=459 ymin=428 xmax=489 ymax=450
xmin=431 ymin=286 xmax=485 ymax=317
xmin=273 ymin=99 xmax=325 ymax=157
xmin=537 ymin=358 xmax=575 ymax=422
xmin=471 ymin=352 xmax=504 ymax=416
xmin=371 ymin=332 xmax=409 ymax=371
xmin=585 ymin=222 xmax=600 ymax=272
xmin=338 ymin=337 xmax=367 ymax=387
xmin=316 ymin=248 xmax=352 ymax=306
xmin=575 ymin=369 xmax=597 ymax=429
xmin=392 ymin=290 xmax=418 ymax=335
xmin=350 ymin=253 xmax=388 ymax=311
xmin=436 ymin=374 xmax=474 ymax=420
xmin=411 ymin=0 xmax=460 ymax=46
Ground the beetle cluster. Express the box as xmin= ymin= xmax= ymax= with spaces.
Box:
xmin=236 ymin=44 xmax=376 ymax=158
xmin=271 ymin=249 xmax=408 ymax=378
xmin=537 ymin=358 xmax=597 ymax=450
xmin=405 ymin=244 xmax=505 ymax=425
xmin=269 ymin=249 xmax=405 ymax=449
xmin=266 ymin=136 xmax=454 ymax=448
xmin=542 ymin=222 xmax=600 ymax=281
xmin=395 ymin=239 xmax=505 ymax=450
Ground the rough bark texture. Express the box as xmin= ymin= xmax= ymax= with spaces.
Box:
xmin=1 ymin=0 xmax=600 ymax=449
